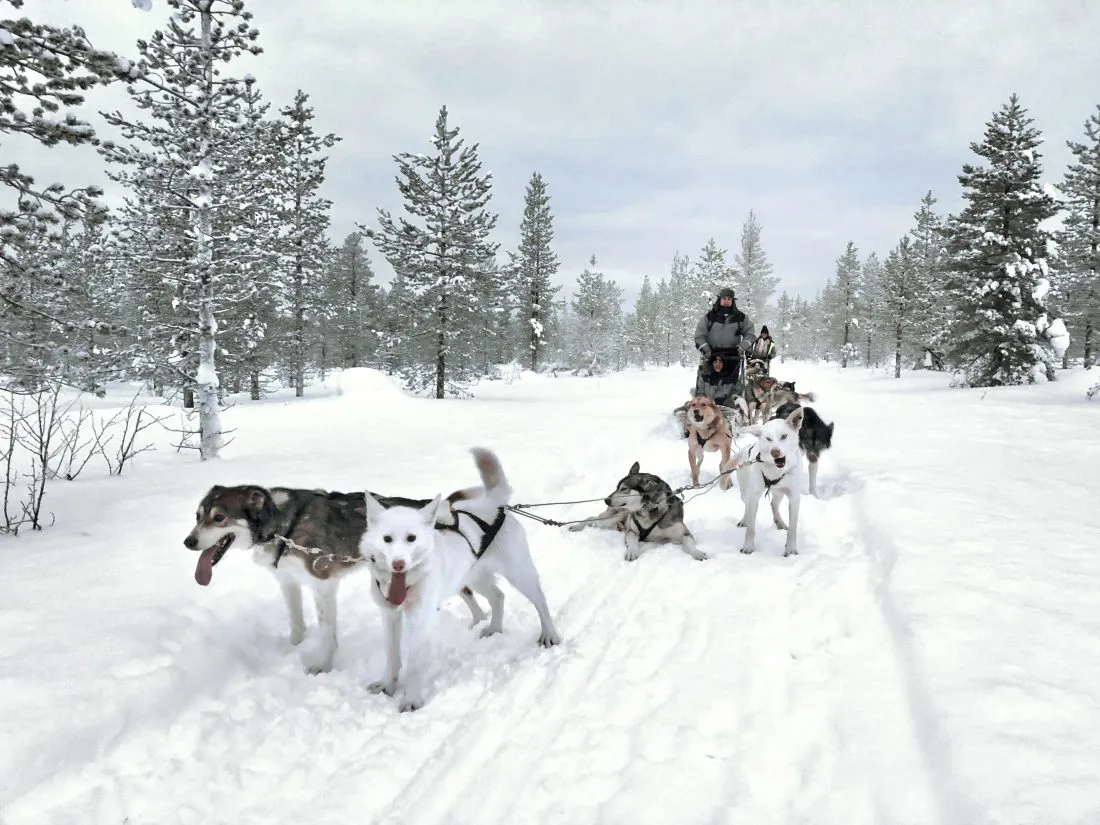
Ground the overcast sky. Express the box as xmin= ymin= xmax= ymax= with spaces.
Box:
xmin=23 ymin=0 xmax=1100 ymax=306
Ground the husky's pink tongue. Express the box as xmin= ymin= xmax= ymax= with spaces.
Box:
xmin=387 ymin=571 xmax=408 ymax=606
xmin=195 ymin=547 xmax=217 ymax=587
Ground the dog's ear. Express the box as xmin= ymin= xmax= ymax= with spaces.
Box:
xmin=629 ymin=461 xmax=640 ymax=474
xmin=243 ymin=486 xmax=276 ymax=529
xmin=826 ymin=422 xmax=835 ymax=441
xmin=363 ymin=491 xmax=387 ymax=526
xmin=419 ymin=494 xmax=443 ymax=526
xmin=786 ymin=407 xmax=805 ymax=432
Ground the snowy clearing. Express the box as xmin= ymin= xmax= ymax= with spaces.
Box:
xmin=1 ymin=362 xmax=1098 ymax=825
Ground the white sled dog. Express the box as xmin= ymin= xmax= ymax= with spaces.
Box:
xmin=360 ymin=448 xmax=561 ymax=712
xmin=731 ymin=406 xmax=805 ymax=557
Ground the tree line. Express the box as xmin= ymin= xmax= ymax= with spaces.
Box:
xmin=3 ymin=2 xmax=1099 ymax=468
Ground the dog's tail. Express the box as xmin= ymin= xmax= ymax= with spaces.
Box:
xmin=798 ymin=391 xmax=816 ymax=404
xmin=470 ymin=447 xmax=512 ymax=509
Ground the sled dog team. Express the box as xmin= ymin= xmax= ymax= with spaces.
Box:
xmin=183 ymin=397 xmax=834 ymax=711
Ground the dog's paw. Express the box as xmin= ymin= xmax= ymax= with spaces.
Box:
xmin=304 ymin=660 xmax=334 ymax=676
xmin=740 ymin=545 xmax=756 ymax=555
xmin=399 ymin=697 xmax=424 ymax=713
xmin=478 ymin=625 xmax=502 ymax=640
xmin=736 ymin=519 xmax=746 ymax=528
xmin=783 ymin=546 xmax=799 ymax=558
xmin=774 ymin=518 xmax=788 ymax=531
xmin=538 ymin=628 xmax=562 ymax=647
xmin=367 ymin=679 xmax=398 ymax=697
xmin=288 ymin=626 xmax=306 ymax=646
xmin=688 ymin=550 xmax=709 ymax=561
xmin=624 ymin=550 xmax=641 ymax=562
xmin=567 ymin=523 xmax=587 ymax=532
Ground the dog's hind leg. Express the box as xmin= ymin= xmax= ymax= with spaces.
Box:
xmin=278 ymin=577 xmax=307 ymax=646
xmin=467 ymin=571 xmax=506 ymax=638
xmin=368 ymin=608 xmax=402 ymax=697
xmin=679 ymin=531 xmax=708 ymax=561
xmin=302 ymin=581 xmax=339 ymax=674
xmin=458 ymin=586 xmax=487 ymax=628
xmin=494 ymin=541 xmax=561 ymax=647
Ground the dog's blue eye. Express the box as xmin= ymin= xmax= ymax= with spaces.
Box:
xmin=780 ymin=434 xmax=787 ymax=440
xmin=405 ymin=534 xmax=416 ymax=543
xmin=383 ymin=535 xmax=393 ymax=543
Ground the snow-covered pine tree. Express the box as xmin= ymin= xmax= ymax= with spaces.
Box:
xmin=632 ymin=274 xmax=658 ymax=367
xmin=652 ymin=276 xmax=675 ymax=367
xmin=363 ymin=105 xmax=499 ymax=398
xmin=943 ymin=95 xmax=1062 ymax=385
xmin=511 ymin=171 xmax=561 ymax=371
xmin=691 ymin=238 xmax=733 ymax=302
xmin=213 ymin=81 xmax=281 ymax=400
xmin=1059 ymin=104 xmax=1100 ymax=368
xmin=0 ymin=3 xmax=131 ymax=391
xmin=734 ymin=210 xmax=779 ymax=320
xmin=323 ymin=232 xmax=378 ymax=369
xmin=881 ymin=236 xmax=924 ymax=377
xmin=858 ymin=252 xmax=886 ymax=367
xmin=665 ymin=251 xmax=695 ymax=365
xmin=269 ymin=90 xmax=339 ymax=397
xmin=100 ymin=0 xmax=263 ymax=458
xmin=909 ymin=191 xmax=949 ymax=349
xmin=830 ymin=241 xmax=862 ymax=367
xmin=568 ymin=255 xmax=623 ymax=374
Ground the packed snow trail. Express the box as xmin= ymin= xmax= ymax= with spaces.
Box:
xmin=3 ymin=364 xmax=1098 ymax=824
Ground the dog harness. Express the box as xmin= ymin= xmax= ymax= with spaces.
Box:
xmin=630 ymin=515 xmax=659 ymax=542
xmin=453 ymin=507 xmax=507 ymax=558
xmin=745 ymin=447 xmax=787 ymax=496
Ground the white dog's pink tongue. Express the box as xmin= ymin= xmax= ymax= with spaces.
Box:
xmin=387 ymin=571 xmax=408 ymax=606
xmin=195 ymin=548 xmax=216 ymax=587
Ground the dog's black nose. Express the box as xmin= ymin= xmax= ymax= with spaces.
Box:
xmin=604 ymin=497 xmax=612 ymax=506
xmin=183 ymin=535 xmax=197 ymax=550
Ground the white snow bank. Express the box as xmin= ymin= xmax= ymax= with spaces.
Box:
xmin=334 ymin=367 xmax=412 ymax=401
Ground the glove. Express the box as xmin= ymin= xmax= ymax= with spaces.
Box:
xmin=700 ymin=345 xmax=712 ymax=357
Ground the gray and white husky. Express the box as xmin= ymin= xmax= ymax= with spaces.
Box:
xmin=569 ymin=461 xmax=707 ymax=562
xmin=359 ymin=447 xmax=561 ymax=712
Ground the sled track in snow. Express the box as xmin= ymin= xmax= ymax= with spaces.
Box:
xmin=371 ymin=555 xmax=669 ymax=825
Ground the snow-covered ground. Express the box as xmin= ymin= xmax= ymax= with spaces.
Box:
xmin=1 ymin=361 xmax=1098 ymax=825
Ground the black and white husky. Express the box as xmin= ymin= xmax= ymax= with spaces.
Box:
xmin=569 ymin=461 xmax=707 ymax=562
xmin=359 ymin=448 xmax=561 ymax=712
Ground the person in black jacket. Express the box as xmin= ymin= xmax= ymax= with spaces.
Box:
xmin=692 ymin=288 xmax=755 ymax=396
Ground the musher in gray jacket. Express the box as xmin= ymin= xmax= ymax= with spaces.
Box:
xmin=692 ymin=287 xmax=756 ymax=396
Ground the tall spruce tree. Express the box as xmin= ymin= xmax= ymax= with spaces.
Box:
xmin=323 ymin=232 xmax=378 ymax=369
xmin=734 ymin=210 xmax=779 ymax=319
xmin=512 ymin=172 xmax=560 ymax=371
xmin=100 ymin=0 xmax=262 ymax=457
xmin=271 ymin=90 xmax=339 ymax=397
xmin=858 ymin=252 xmax=886 ymax=367
xmin=908 ymin=191 xmax=948 ymax=347
xmin=363 ymin=106 xmax=499 ymax=398
xmin=1059 ymin=105 xmax=1100 ymax=367
xmin=943 ymin=95 xmax=1061 ymax=385
xmin=568 ymin=255 xmax=623 ymax=373
xmin=831 ymin=241 xmax=862 ymax=367
xmin=881 ymin=237 xmax=923 ymax=377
